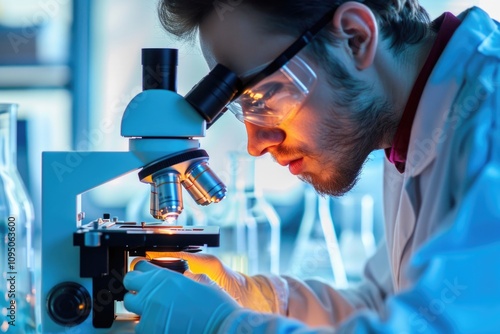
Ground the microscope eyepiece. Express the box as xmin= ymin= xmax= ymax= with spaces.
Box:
xmin=142 ymin=48 xmax=178 ymax=91
xmin=185 ymin=64 xmax=242 ymax=124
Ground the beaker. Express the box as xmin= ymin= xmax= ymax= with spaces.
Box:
xmin=0 ymin=104 xmax=36 ymax=333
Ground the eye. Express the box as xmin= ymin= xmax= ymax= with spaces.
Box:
xmin=261 ymin=83 xmax=283 ymax=101
xmin=240 ymin=82 xmax=282 ymax=111
xmin=240 ymin=96 xmax=266 ymax=111
xmin=260 ymin=83 xmax=301 ymax=112
xmin=255 ymin=83 xmax=286 ymax=110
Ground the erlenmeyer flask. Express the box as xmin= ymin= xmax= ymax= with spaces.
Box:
xmin=336 ymin=193 xmax=376 ymax=282
xmin=207 ymin=152 xmax=281 ymax=275
xmin=288 ymin=185 xmax=348 ymax=288
xmin=0 ymin=104 xmax=36 ymax=333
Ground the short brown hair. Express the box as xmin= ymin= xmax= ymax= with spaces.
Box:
xmin=158 ymin=0 xmax=431 ymax=53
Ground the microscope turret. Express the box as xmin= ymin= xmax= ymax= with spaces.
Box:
xmin=40 ymin=48 xmax=241 ymax=332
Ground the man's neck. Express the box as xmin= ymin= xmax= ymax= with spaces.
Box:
xmin=376 ymin=32 xmax=437 ymax=149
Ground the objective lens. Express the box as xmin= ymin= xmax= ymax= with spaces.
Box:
xmin=182 ymin=160 xmax=227 ymax=205
xmin=150 ymin=183 xmax=159 ymax=217
xmin=151 ymin=171 xmax=183 ymax=220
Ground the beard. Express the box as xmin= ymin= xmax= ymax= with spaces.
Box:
xmin=299 ymin=95 xmax=395 ymax=197
xmin=271 ymin=88 xmax=396 ymax=197
xmin=289 ymin=53 xmax=398 ymax=197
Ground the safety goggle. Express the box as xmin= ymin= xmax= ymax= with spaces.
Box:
xmin=225 ymin=7 xmax=336 ymax=127
xmin=227 ymin=56 xmax=317 ymax=127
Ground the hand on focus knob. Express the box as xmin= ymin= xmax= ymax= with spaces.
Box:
xmin=124 ymin=260 xmax=240 ymax=334
xmin=147 ymin=251 xmax=285 ymax=313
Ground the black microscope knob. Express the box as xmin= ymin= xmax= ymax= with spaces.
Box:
xmin=47 ymin=282 xmax=91 ymax=326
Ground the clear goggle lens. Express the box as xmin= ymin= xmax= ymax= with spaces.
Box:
xmin=227 ymin=56 xmax=317 ymax=127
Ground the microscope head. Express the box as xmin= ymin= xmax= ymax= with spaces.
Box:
xmin=122 ymin=48 xmax=242 ymax=222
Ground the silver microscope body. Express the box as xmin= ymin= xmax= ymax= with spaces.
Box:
xmin=40 ymin=49 xmax=241 ymax=333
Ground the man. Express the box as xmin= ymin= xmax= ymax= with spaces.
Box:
xmin=123 ymin=1 xmax=500 ymax=333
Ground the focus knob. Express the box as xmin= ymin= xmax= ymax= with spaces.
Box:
xmin=47 ymin=282 xmax=91 ymax=326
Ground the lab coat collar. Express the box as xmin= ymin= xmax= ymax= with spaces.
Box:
xmin=404 ymin=7 xmax=498 ymax=177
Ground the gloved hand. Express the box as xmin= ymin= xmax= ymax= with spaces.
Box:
xmin=147 ymin=251 xmax=287 ymax=314
xmin=123 ymin=260 xmax=240 ymax=334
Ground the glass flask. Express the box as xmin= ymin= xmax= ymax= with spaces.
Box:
xmin=288 ymin=185 xmax=348 ymax=288
xmin=332 ymin=150 xmax=382 ymax=283
xmin=0 ymin=104 xmax=36 ymax=333
xmin=207 ymin=152 xmax=281 ymax=275
xmin=335 ymin=193 xmax=377 ymax=283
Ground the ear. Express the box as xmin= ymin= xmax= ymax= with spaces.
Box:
xmin=332 ymin=2 xmax=378 ymax=70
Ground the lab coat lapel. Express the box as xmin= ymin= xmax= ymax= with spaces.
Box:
xmin=405 ymin=56 xmax=460 ymax=177
xmin=383 ymin=163 xmax=416 ymax=291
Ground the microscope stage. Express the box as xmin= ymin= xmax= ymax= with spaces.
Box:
xmin=74 ymin=220 xmax=220 ymax=251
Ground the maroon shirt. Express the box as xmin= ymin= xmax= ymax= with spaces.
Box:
xmin=385 ymin=12 xmax=461 ymax=173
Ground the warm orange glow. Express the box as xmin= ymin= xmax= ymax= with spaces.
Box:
xmin=248 ymin=92 xmax=263 ymax=100
xmin=151 ymin=257 xmax=180 ymax=262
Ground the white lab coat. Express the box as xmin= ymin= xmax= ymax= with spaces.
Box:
xmin=219 ymin=7 xmax=500 ymax=333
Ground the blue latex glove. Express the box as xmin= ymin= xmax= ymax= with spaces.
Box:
xmin=147 ymin=251 xmax=286 ymax=313
xmin=123 ymin=260 xmax=241 ymax=334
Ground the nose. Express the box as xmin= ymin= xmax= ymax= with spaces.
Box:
xmin=244 ymin=122 xmax=285 ymax=156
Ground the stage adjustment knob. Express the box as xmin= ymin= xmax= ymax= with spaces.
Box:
xmin=47 ymin=282 xmax=91 ymax=326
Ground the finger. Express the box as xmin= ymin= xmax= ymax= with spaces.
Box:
xmin=123 ymin=270 xmax=142 ymax=291
xmin=184 ymin=255 xmax=224 ymax=279
xmin=123 ymin=268 xmax=155 ymax=292
xmin=184 ymin=271 xmax=219 ymax=287
xmin=134 ymin=259 xmax=163 ymax=272
xmin=123 ymin=291 xmax=144 ymax=315
xmin=129 ymin=256 xmax=148 ymax=270
xmin=135 ymin=299 xmax=170 ymax=334
xmin=160 ymin=252 xmax=221 ymax=275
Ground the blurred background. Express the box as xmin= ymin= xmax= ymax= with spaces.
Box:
xmin=1 ymin=0 xmax=498 ymax=283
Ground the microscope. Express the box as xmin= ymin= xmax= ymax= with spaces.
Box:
xmin=40 ymin=48 xmax=241 ymax=333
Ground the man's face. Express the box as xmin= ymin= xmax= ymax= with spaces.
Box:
xmin=199 ymin=7 xmax=396 ymax=196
